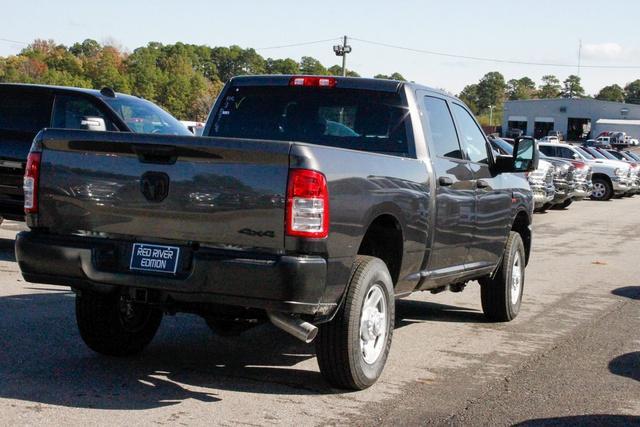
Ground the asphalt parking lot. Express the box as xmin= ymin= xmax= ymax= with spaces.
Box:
xmin=1 ymin=197 xmax=639 ymax=426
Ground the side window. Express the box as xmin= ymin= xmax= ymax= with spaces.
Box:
xmin=558 ymin=147 xmax=575 ymax=159
xmin=51 ymin=95 xmax=115 ymax=130
xmin=451 ymin=103 xmax=488 ymax=163
xmin=0 ymin=90 xmax=52 ymax=133
xmin=423 ymin=96 xmax=462 ymax=159
xmin=539 ymin=145 xmax=555 ymax=157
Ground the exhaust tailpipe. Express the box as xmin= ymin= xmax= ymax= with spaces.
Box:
xmin=267 ymin=311 xmax=318 ymax=343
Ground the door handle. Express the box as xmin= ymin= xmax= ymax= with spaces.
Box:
xmin=476 ymin=179 xmax=490 ymax=189
xmin=438 ymin=176 xmax=454 ymax=187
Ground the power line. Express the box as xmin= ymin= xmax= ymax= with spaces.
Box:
xmin=0 ymin=38 xmax=28 ymax=46
xmin=255 ymin=37 xmax=340 ymax=51
xmin=350 ymin=37 xmax=640 ymax=70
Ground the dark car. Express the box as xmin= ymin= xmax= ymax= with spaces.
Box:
xmin=16 ymin=75 xmax=537 ymax=390
xmin=0 ymin=84 xmax=191 ymax=221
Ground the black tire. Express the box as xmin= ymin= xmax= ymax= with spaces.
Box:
xmin=479 ymin=232 xmax=525 ymax=322
xmin=76 ymin=290 xmax=163 ymax=356
xmin=316 ymin=256 xmax=394 ymax=390
xmin=591 ymin=178 xmax=613 ymax=201
xmin=551 ymin=199 xmax=573 ymax=210
xmin=534 ymin=205 xmax=548 ymax=213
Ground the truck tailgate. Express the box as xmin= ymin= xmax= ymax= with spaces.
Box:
xmin=35 ymin=130 xmax=291 ymax=250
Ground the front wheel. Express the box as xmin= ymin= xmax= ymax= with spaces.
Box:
xmin=316 ymin=256 xmax=394 ymax=390
xmin=591 ymin=178 xmax=613 ymax=201
xmin=479 ymin=232 xmax=525 ymax=322
xmin=76 ymin=290 xmax=163 ymax=356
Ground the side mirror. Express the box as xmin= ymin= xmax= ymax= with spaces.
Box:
xmin=513 ymin=136 xmax=539 ymax=172
xmin=573 ymin=153 xmax=580 ymax=159
xmin=493 ymin=136 xmax=538 ymax=174
xmin=81 ymin=116 xmax=107 ymax=132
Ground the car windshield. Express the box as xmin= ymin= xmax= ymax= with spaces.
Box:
xmin=575 ymin=147 xmax=595 ymax=159
xmin=584 ymin=147 xmax=606 ymax=159
xmin=103 ymin=96 xmax=191 ymax=136
xmin=598 ymin=149 xmax=618 ymax=160
xmin=606 ymin=150 xmax=625 ymax=160
xmin=625 ymin=151 xmax=640 ymax=161
xmin=210 ymin=85 xmax=411 ymax=156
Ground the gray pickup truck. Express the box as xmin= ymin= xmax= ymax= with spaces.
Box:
xmin=16 ymin=75 xmax=537 ymax=389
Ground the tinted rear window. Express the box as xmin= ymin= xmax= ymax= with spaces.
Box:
xmin=210 ymin=86 xmax=412 ymax=156
xmin=0 ymin=89 xmax=52 ymax=132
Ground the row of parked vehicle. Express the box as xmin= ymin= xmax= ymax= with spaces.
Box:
xmin=490 ymin=135 xmax=640 ymax=212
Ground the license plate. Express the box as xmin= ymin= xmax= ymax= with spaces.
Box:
xmin=130 ymin=243 xmax=180 ymax=274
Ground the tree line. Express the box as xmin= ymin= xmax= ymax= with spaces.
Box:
xmin=459 ymin=72 xmax=640 ymax=125
xmin=1 ymin=39 xmax=639 ymax=122
xmin=0 ymin=39 xmax=405 ymax=120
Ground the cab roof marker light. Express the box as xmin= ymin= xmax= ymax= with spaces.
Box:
xmin=289 ymin=76 xmax=337 ymax=88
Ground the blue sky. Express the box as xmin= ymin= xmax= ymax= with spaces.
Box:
xmin=2 ymin=0 xmax=639 ymax=95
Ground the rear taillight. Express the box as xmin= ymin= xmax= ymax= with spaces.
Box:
xmin=24 ymin=151 xmax=41 ymax=214
xmin=289 ymin=76 xmax=337 ymax=88
xmin=286 ymin=169 xmax=329 ymax=238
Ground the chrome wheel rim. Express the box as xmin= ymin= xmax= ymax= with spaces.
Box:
xmin=592 ymin=182 xmax=606 ymax=199
xmin=510 ymin=252 xmax=522 ymax=306
xmin=360 ymin=284 xmax=387 ymax=365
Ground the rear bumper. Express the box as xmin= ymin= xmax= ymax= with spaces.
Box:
xmin=15 ymin=232 xmax=333 ymax=316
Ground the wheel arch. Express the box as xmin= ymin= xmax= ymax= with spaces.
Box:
xmin=357 ymin=211 xmax=404 ymax=287
xmin=511 ymin=209 xmax=532 ymax=265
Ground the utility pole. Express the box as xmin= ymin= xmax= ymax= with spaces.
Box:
xmin=333 ymin=35 xmax=352 ymax=76
xmin=489 ymin=105 xmax=495 ymax=127
xmin=577 ymin=39 xmax=582 ymax=78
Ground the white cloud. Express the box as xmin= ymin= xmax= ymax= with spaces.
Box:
xmin=581 ymin=42 xmax=635 ymax=61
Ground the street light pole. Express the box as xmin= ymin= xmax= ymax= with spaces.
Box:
xmin=333 ymin=35 xmax=352 ymax=76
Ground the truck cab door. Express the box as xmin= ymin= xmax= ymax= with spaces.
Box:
xmin=420 ymin=94 xmax=475 ymax=277
xmin=450 ymin=102 xmax=512 ymax=270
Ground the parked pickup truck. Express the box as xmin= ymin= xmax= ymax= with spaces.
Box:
xmin=0 ymin=83 xmax=191 ymax=222
xmin=539 ymin=142 xmax=629 ymax=201
xmin=16 ymin=76 xmax=537 ymax=390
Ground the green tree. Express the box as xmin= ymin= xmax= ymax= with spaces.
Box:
xmin=374 ymin=72 xmax=405 ymax=81
xmin=596 ymin=84 xmax=625 ymax=102
xmin=299 ymin=56 xmax=327 ymax=75
xmin=476 ymin=71 xmax=506 ymax=111
xmin=538 ymin=75 xmax=562 ymax=98
xmin=89 ymin=46 xmax=130 ymax=92
xmin=211 ymin=46 xmax=265 ymax=82
xmin=562 ymin=75 xmax=585 ymax=98
xmin=624 ymin=80 xmax=640 ymax=104
xmin=327 ymin=65 xmax=360 ymax=77
xmin=265 ymin=58 xmax=299 ymax=74
xmin=458 ymin=84 xmax=480 ymax=114
xmin=507 ymin=77 xmax=536 ymax=100
xmin=126 ymin=43 xmax=167 ymax=101
xmin=70 ymin=39 xmax=101 ymax=58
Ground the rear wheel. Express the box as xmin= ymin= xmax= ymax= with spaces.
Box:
xmin=479 ymin=232 xmax=525 ymax=322
xmin=76 ymin=290 xmax=163 ymax=356
xmin=316 ymin=256 xmax=394 ymax=390
xmin=591 ymin=178 xmax=613 ymax=201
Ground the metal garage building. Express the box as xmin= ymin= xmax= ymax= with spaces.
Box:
xmin=502 ymin=98 xmax=640 ymax=141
